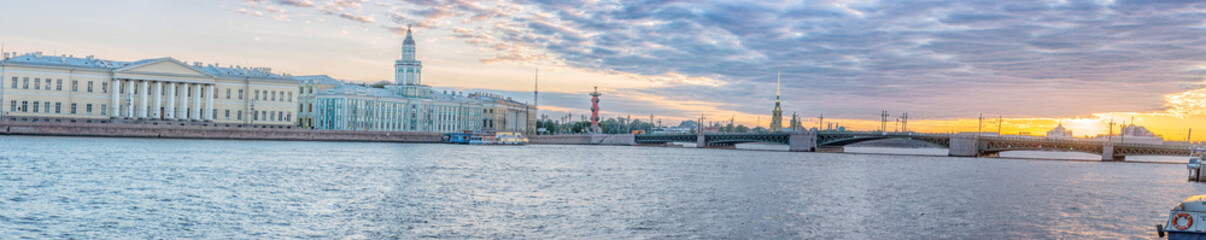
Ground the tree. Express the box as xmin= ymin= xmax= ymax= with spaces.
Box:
xmin=735 ymin=124 xmax=750 ymax=133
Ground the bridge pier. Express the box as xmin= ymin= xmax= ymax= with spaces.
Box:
xmin=789 ymin=131 xmax=817 ymax=152
xmin=948 ymin=133 xmax=979 ymax=157
xmin=696 ymin=132 xmax=705 ymax=148
xmin=1102 ymin=142 xmax=1125 ymax=161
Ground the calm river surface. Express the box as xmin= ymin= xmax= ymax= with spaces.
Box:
xmin=0 ymin=135 xmax=1201 ymax=239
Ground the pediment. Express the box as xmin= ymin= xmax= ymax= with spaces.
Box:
xmin=116 ymin=58 xmax=212 ymax=77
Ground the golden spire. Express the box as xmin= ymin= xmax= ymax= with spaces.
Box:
xmin=776 ymin=67 xmax=781 ymax=100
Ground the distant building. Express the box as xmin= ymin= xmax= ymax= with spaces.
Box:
xmin=0 ymin=52 xmax=297 ymax=127
xmin=1096 ymin=123 xmax=1165 ymax=145
xmin=1045 ymin=122 xmax=1074 ymax=139
xmin=788 ymin=112 xmax=803 ymax=132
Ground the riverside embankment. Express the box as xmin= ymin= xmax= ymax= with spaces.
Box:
xmin=0 ymin=120 xmax=443 ymax=142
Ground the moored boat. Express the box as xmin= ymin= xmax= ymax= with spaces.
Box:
xmin=1189 ymin=148 xmax=1205 ymax=182
xmin=1159 ymin=194 xmax=1206 ymax=238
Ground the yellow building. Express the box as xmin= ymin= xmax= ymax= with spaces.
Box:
xmin=0 ymin=52 xmax=297 ymax=127
xmin=469 ymin=92 xmax=536 ymax=134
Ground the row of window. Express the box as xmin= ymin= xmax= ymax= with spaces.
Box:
xmin=9 ymin=100 xmax=105 ymax=115
xmin=252 ymin=89 xmax=292 ymax=102
xmin=6 ymin=99 xmax=293 ymax=123
xmin=9 ymin=76 xmax=107 ymax=93
xmin=8 ymin=77 xmax=296 ymax=104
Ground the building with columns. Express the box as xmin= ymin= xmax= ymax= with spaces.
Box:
xmin=0 ymin=52 xmax=297 ymax=127
xmin=300 ymin=27 xmax=534 ymax=134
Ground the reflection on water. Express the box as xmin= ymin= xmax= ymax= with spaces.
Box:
xmin=0 ymin=136 xmax=1200 ymax=238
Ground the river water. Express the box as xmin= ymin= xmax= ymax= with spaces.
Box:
xmin=0 ymin=135 xmax=1200 ymax=239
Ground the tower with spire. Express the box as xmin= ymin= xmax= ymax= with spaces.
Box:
xmin=395 ymin=25 xmax=422 ymax=86
xmin=770 ymin=69 xmax=783 ymax=132
xmin=789 ymin=112 xmax=801 ymax=132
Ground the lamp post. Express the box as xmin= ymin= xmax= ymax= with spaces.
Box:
xmin=249 ymin=99 xmax=257 ymax=127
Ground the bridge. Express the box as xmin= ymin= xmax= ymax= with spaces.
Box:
xmin=633 ymin=131 xmax=1193 ymax=161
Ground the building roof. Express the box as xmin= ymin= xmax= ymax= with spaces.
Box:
xmin=293 ymin=75 xmax=346 ymax=85
xmin=403 ymin=28 xmax=416 ymax=45
xmin=195 ymin=64 xmax=289 ymax=79
xmin=2 ymin=52 xmax=134 ymax=69
xmin=2 ymin=52 xmax=291 ymax=80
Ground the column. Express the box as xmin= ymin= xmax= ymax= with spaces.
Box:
xmin=153 ymin=81 xmax=162 ymax=119
xmin=179 ymin=83 xmax=189 ymax=120
xmin=204 ymin=84 xmax=214 ymax=121
xmin=126 ymin=80 xmax=136 ymax=118
xmin=138 ymin=80 xmax=149 ymax=118
xmin=110 ymin=79 xmax=120 ymax=118
xmin=192 ymin=83 xmax=202 ymax=121
xmin=402 ymin=67 xmax=409 ymax=85
xmin=166 ymin=82 xmax=176 ymax=119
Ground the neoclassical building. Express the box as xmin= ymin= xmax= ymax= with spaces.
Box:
xmin=0 ymin=52 xmax=297 ymax=127
xmin=299 ymin=28 xmax=534 ymax=133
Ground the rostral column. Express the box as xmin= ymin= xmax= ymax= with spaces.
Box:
xmin=590 ymin=86 xmax=602 ymax=133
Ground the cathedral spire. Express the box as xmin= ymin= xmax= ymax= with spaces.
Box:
xmin=770 ymin=68 xmax=783 ymax=132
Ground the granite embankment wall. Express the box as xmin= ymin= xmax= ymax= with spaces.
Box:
xmin=0 ymin=121 xmax=444 ymax=142
xmin=529 ymin=134 xmax=635 ymax=145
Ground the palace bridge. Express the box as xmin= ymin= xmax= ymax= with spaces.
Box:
xmin=630 ymin=131 xmax=1192 ymax=161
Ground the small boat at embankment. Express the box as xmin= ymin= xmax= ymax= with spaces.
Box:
xmin=443 ymin=132 xmax=527 ymax=145
xmin=1158 ymin=194 xmax=1206 ymax=239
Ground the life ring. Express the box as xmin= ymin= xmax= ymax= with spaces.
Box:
xmin=1174 ymin=213 xmax=1194 ymax=230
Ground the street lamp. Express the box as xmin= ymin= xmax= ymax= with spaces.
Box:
xmin=249 ymin=99 xmax=257 ymax=127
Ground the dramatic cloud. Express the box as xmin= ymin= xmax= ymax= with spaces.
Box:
xmin=233 ymin=0 xmax=1206 ymax=136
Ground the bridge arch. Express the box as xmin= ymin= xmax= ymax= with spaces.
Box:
xmin=816 ymin=134 xmax=949 ymax=148
xmin=704 ymin=134 xmax=790 ymax=146
xmin=978 ymin=139 xmax=1103 ymax=156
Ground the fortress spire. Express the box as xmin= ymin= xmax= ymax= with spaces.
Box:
xmin=770 ymin=68 xmax=783 ymax=132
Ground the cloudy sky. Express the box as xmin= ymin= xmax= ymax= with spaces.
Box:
xmin=4 ymin=0 xmax=1206 ymax=140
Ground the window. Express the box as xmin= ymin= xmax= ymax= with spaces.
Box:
xmin=44 ymin=79 xmax=50 ymax=90
xmin=286 ymin=113 xmax=291 ymax=122
xmin=55 ymin=102 xmax=61 ymax=114
xmin=21 ymin=101 xmax=28 ymax=112
xmin=271 ymin=91 xmax=276 ymax=101
xmin=87 ymin=81 xmax=94 ymax=93
xmin=85 ymin=104 xmax=92 ymax=115
xmin=32 ymin=102 xmax=39 ymax=113
xmin=43 ymin=102 xmax=49 ymax=113
xmin=34 ymin=78 xmax=40 ymax=89
xmin=72 ymin=80 xmax=79 ymax=92
xmin=70 ymin=103 xmax=76 ymax=114
xmin=102 ymin=82 xmax=108 ymax=93
xmin=225 ymin=109 xmax=230 ymax=119
xmin=225 ymin=89 xmax=231 ymax=99
xmin=100 ymin=104 xmax=106 ymax=116
xmin=237 ymin=110 xmax=243 ymax=120
xmin=254 ymin=90 xmax=260 ymax=100
xmin=22 ymin=77 xmax=29 ymax=89
xmin=238 ymin=89 xmax=244 ymax=100
xmin=9 ymin=77 xmax=15 ymax=88
xmin=9 ymin=101 xmax=15 ymax=112
xmin=288 ymin=92 xmax=292 ymax=102
xmin=55 ymin=79 xmax=62 ymax=91
xmin=254 ymin=110 xmax=259 ymax=121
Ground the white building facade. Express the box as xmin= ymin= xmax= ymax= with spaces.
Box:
xmin=0 ymin=52 xmax=297 ymax=127
xmin=301 ymin=28 xmax=530 ymax=133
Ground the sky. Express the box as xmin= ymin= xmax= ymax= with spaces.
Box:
xmin=3 ymin=0 xmax=1206 ymax=141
